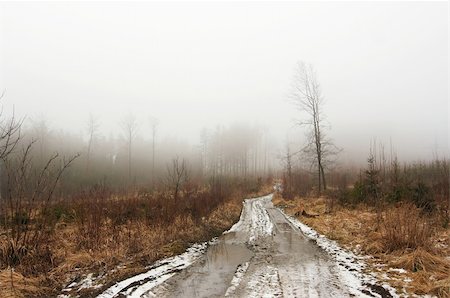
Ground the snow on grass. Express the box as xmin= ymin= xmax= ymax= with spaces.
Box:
xmin=388 ymin=268 xmax=407 ymax=274
xmin=97 ymin=242 xmax=210 ymax=298
xmin=78 ymin=273 xmax=103 ymax=291
xmin=280 ymin=209 xmax=401 ymax=298
xmin=58 ymin=273 xmax=104 ymax=297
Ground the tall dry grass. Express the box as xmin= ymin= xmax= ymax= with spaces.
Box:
xmin=0 ymin=177 xmax=269 ymax=297
xmin=381 ymin=203 xmax=433 ymax=252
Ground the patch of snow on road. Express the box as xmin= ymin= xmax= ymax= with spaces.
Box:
xmin=245 ymin=264 xmax=282 ymax=297
xmin=225 ymin=194 xmax=274 ymax=246
xmin=280 ymin=209 xmax=400 ymax=298
xmin=224 ymin=262 xmax=250 ymax=297
xmin=226 ymin=201 xmax=246 ymax=234
xmin=248 ymin=195 xmax=274 ymax=245
xmin=97 ymin=242 xmax=209 ymax=298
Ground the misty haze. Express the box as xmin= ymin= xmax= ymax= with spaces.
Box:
xmin=0 ymin=1 xmax=448 ymax=298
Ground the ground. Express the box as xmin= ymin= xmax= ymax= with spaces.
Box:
xmin=86 ymin=194 xmax=401 ymax=298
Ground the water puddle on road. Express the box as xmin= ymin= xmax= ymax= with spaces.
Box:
xmin=205 ymin=239 xmax=253 ymax=270
xmin=160 ymin=234 xmax=253 ymax=298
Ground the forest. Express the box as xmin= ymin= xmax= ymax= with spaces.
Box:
xmin=0 ymin=83 xmax=448 ymax=297
xmin=0 ymin=103 xmax=278 ymax=297
xmin=0 ymin=1 xmax=448 ymax=297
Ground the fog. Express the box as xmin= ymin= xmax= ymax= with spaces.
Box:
xmin=0 ymin=1 xmax=448 ymax=166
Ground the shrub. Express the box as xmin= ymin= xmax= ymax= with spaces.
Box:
xmin=382 ymin=203 xmax=432 ymax=252
xmin=411 ymin=182 xmax=435 ymax=212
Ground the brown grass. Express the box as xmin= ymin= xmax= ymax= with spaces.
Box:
xmin=275 ymin=193 xmax=450 ymax=297
xmin=391 ymin=248 xmax=449 ymax=273
xmin=0 ymin=181 xmax=268 ymax=297
xmin=382 ymin=203 xmax=433 ymax=252
xmin=0 ymin=269 xmax=46 ymax=298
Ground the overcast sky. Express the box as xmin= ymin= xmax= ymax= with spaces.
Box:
xmin=0 ymin=1 xmax=448 ymax=163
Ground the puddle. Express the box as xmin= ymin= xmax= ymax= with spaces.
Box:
xmin=161 ymin=236 xmax=253 ymax=298
xmin=205 ymin=241 xmax=253 ymax=268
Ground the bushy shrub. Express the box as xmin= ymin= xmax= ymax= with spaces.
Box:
xmin=412 ymin=182 xmax=435 ymax=212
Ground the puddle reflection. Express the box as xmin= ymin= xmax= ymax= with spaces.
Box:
xmin=171 ymin=236 xmax=253 ymax=298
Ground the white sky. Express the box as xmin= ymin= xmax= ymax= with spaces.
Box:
xmin=0 ymin=1 xmax=448 ymax=163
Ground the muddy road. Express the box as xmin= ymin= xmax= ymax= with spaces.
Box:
xmin=98 ymin=194 xmax=396 ymax=298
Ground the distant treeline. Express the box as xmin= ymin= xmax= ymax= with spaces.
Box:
xmin=0 ymin=115 xmax=277 ymax=197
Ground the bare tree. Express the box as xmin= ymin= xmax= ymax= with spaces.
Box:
xmin=86 ymin=113 xmax=99 ymax=172
xmin=0 ymin=93 xmax=79 ymax=266
xmin=200 ymin=128 xmax=209 ymax=175
xmin=149 ymin=116 xmax=159 ymax=187
xmin=1 ymin=141 xmax=79 ymax=267
xmin=30 ymin=115 xmax=49 ymax=165
xmin=121 ymin=113 xmax=138 ymax=182
xmin=165 ymin=157 xmax=188 ymax=201
xmin=281 ymin=142 xmax=293 ymax=199
xmin=0 ymin=92 xmax=24 ymax=200
xmin=290 ymin=62 xmax=339 ymax=194
xmin=0 ymin=111 xmax=22 ymax=161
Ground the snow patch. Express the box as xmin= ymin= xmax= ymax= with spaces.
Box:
xmin=78 ymin=273 xmax=103 ymax=291
xmin=58 ymin=273 xmax=103 ymax=297
xmin=225 ymin=262 xmax=250 ymax=297
xmin=245 ymin=265 xmax=282 ymax=297
xmin=226 ymin=201 xmax=246 ymax=234
xmin=248 ymin=196 xmax=274 ymax=245
xmin=225 ymin=194 xmax=274 ymax=245
xmin=388 ymin=267 xmax=407 ymax=274
xmin=97 ymin=242 xmax=209 ymax=298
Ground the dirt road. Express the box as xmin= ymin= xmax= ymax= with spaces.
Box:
xmin=98 ymin=194 xmax=397 ymax=298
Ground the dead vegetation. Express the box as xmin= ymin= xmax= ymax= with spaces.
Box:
xmin=277 ymin=136 xmax=449 ymax=297
xmin=382 ymin=203 xmax=433 ymax=252
xmin=0 ymin=179 xmax=271 ymax=297
xmin=275 ymin=193 xmax=450 ymax=297
xmin=0 ymin=97 xmax=276 ymax=297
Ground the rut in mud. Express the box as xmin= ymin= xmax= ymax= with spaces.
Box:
xmin=98 ymin=194 xmax=397 ymax=298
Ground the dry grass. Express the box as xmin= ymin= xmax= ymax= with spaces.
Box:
xmin=391 ymin=248 xmax=449 ymax=273
xmin=0 ymin=269 xmax=47 ymax=298
xmin=382 ymin=203 xmax=433 ymax=252
xmin=0 ymin=182 xmax=266 ymax=297
xmin=274 ymin=193 xmax=450 ymax=297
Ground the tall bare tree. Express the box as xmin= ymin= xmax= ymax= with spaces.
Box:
xmin=86 ymin=113 xmax=99 ymax=172
xmin=200 ymin=128 xmax=209 ymax=175
xmin=121 ymin=113 xmax=138 ymax=182
xmin=290 ymin=62 xmax=339 ymax=194
xmin=149 ymin=116 xmax=159 ymax=187
xmin=281 ymin=142 xmax=293 ymax=199
xmin=0 ymin=92 xmax=23 ymax=200
xmin=0 ymin=111 xmax=22 ymax=160
xmin=165 ymin=157 xmax=189 ymax=201
xmin=30 ymin=116 xmax=49 ymax=165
